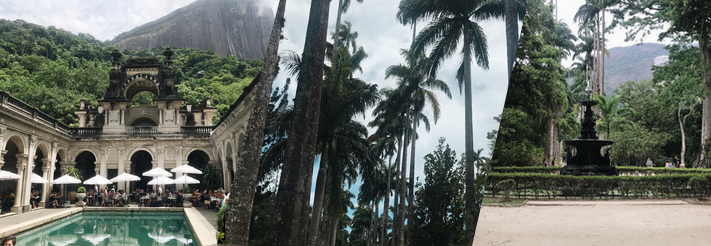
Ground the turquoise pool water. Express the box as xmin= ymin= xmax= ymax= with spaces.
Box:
xmin=15 ymin=212 xmax=197 ymax=245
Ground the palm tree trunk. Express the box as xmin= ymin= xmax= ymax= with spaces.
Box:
xmin=698 ymin=35 xmax=711 ymax=168
xmin=224 ymin=0 xmax=286 ymax=243
xmin=332 ymin=0 xmax=344 ymax=61
xmin=374 ymin=200 xmax=379 ymax=246
xmin=601 ymin=3 xmax=605 ymax=96
xmin=393 ymin=133 xmax=403 ymax=241
xmin=398 ymin=110 xmax=410 ymax=246
xmin=382 ymin=154 xmax=392 ymax=246
xmin=406 ymin=113 xmax=418 ymax=246
xmin=371 ymin=202 xmax=377 ymax=246
xmin=463 ymin=22 xmax=478 ymax=246
xmin=505 ymin=0 xmax=519 ymax=79
xmin=271 ymin=0 xmax=332 ymax=244
xmin=318 ymin=195 xmax=333 ymax=246
xmin=329 ymin=216 xmax=339 ymax=246
xmin=307 ymin=165 xmax=327 ymax=246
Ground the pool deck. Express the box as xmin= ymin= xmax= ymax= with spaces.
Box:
xmin=0 ymin=207 xmax=82 ymax=239
xmin=0 ymin=206 xmax=219 ymax=246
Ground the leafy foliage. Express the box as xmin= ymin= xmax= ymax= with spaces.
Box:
xmin=0 ymin=19 xmax=263 ymax=126
xmin=411 ymin=138 xmax=466 ymax=246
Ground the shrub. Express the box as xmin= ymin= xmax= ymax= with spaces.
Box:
xmin=216 ymin=203 xmax=226 ymax=243
xmin=689 ymin=175 xmax=710 ymax=198
xmin=77 ymin=187 xmax=86 ymax=193
xmin=486 ymin=172 xmax=701 ymax=199
xmin=498 ymin=179 xmax=516 ymax=202
xmin=182 ymin=186 xmax=191 ymax=194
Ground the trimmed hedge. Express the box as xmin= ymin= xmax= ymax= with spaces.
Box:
xmin=491 ymin=166 xmax=711 ymax=175
xmin=485 ymin=172 xmax=711 ymax=199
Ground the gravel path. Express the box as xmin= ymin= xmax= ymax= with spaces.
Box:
xmin=473 ymin=200 xmax=711 ymax=246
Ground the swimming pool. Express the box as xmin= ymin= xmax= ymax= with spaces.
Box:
xmin=15 ymin=211 xmax=197 ymax=245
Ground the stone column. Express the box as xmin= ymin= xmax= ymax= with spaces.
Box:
xmin=0 ymin=150 xmax=6 ymax=169
xmin=22 ymin=153 xmax=35 ymax=212
xmin=157 ymin=147 xmax=165 ymax=169
xmin=157 ymin=147 xmax=165 ymax=192
xmin=175 ymin=147 xmax=183 ymax=190
xmin=40 ymin=164 xmax=49 ymax=207
xmin=193 ymin=112 xmax=203 ymax=126
xmin=118 ymin=147 xmax=125 ymax=191
xmin=100 ymin=147 xmax=108 ymax=177
xmin=221 ymin=153 xmax=231 ymax=193
xmin=11 ymin=155 xmax=27 ymax=212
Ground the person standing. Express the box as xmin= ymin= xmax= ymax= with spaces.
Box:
xmin=646 ymin=158 xmax=654 ymax=168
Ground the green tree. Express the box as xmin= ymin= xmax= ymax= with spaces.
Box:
xmin=411 ymin=137 xmax=466 ymax=246
xmin=608 ymin=0 xmax=711 ymax=167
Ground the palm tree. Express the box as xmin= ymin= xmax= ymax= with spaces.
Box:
xmin=398 ymin=0 xmax=504 ymax=244
xmin=332 ymin=0 xmax=364 ymax=60
xmin=505 ymin=0 xmax=527 ymax=78
xmin=555 ymin=21 xmax=578 ymax=60
xmin=280 ymin=42 xmax=379 ymax=246
xmin=386 ymin=49 xmax=452 ymax=246
xmin=270 ymin=0 xmax=334 ymax=243
xmin=225 ymin=0 xmax=287 ymax=242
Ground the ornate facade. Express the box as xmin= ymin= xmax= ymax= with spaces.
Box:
xmin=0 ymin=49 xmax=256 ymax=213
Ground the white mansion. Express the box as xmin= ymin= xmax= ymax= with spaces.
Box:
xmin=0 ymin=49 xmax=256 ymax=213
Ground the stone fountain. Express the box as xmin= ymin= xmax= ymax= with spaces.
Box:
xmin=561 ymin=86 xmax=617 ymax=176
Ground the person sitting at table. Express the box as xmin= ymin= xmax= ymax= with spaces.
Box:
xmin=190 ymin=189 xmax=197 ymax=206
xmin=51 ymin=191 xmax=61 ymax=208
xmin=116 ymin=190 xmax=124 ymax=207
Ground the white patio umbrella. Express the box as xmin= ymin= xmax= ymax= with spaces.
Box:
xmin=143 ymin=167 xmax=172 ymax=194
xmin=53 ymin=175 xmax=81 ymax=184
xmin=142 ymin=167 xmax=173 ymax=177
xmin=173 ymin=175 xmax=200 ymax=184
xmin=148 ymin=176 xmax=175 ymax=185
xmin=0 ymin=170 xmax=21 ymax=181
xmin=110 ymin=173 xmax=141 ymax=192
xmin=31 ymin=173 xmax=48 ymax=184
xmin=83 ymin=175 xmax=113 ymax=185
xmin=53 ymin=175 xmax=81 ymax=206
xmin=171 ymin=165 xmax=202 ymax=191
xmin=170 ymin=165 xmax=202 ymax=174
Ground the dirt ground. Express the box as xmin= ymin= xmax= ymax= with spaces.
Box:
xmin=473 ymin=200 xmax=711 ymax=246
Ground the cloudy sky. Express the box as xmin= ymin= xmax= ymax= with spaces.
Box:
xmin=0 ymin=0 xmax=510 ymax=210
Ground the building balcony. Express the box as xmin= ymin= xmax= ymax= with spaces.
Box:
xmin=69 ymin=126 xmax=213 ymax=138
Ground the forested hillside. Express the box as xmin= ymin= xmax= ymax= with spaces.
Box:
xmin=0 ymin=19 xmax=263 ymax=126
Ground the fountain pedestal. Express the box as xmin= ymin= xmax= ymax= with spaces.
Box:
xmin=561 ymin=89 xmax=617 ymax=176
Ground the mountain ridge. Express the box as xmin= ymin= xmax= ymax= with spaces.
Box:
xmin=111 ymin=0 xmax=273 ymax=60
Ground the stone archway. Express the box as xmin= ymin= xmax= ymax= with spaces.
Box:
xmin=130 ymin=151 xmax=153 ymax=191
xmin=74 ymin=151 xmax=96 ymax=181
xmin=186 ymin=150 xmax=209 ymax=190
xmin=1 ymin=136 xmax=22 ymax=212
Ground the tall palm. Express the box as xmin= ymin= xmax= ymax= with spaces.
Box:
xmin=332 ymin=0 xmax=364 ymax=60
xmin=505 ymin=0 xmax=527 ymax=78
xmin=386 ymin=49 xmax=452 ymax=246
xmin=555 ymin=21 xmax=578 ymax=60
xmin=369 ymin=134 xmax=398 ymax=246
xmin=398 ymin=0 xmax=504 ymax=244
